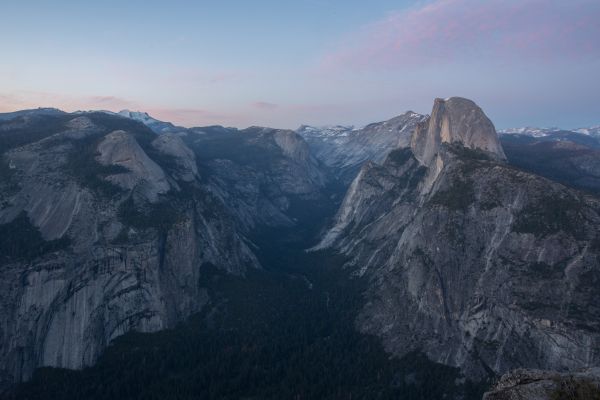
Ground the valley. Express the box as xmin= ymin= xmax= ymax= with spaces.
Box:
xmin=0 ymin=99 xmax=599 ymax=399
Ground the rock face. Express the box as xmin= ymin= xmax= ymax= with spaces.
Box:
xmin=298 ymin=111 xmax=426 ymax=182
xmin=96 ymin=130 xmax=171 ymax=202
xmin=185 ymin=126 xmax=330 ymax=231
xmin=317 ymin=97 xmax=600 ymax=380
xmin=483 ymin=368 xmax=600 ymax=400
xmin=151 ymin=133 xmax=199 ymax=182
xmin=0 ymin=112 xmax=310 ymax=386
xmin=0 ymin=109 xmax=336 ymax=387
xmin=411 ymin=97 xmax=505 ymax=166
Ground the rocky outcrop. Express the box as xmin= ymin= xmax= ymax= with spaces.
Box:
xmin=317 ymin=98 xmax=600 ymax=381
xmin=483 ymin=368 xmax=600 ymax=400
xmin=298 ymin=111 xmax=426 ymax=182
xmin=411 ymin=97 xmax=505 ymax=166
xmin=0 ymin=112 xmax=260 ymax=386
xmin=1 ymin=134 xmax=91 ymax=240
xmin=152 ymin=133 xmax=199 ymax=182
xmin=96 ymin=130 xmax=171 ymax=202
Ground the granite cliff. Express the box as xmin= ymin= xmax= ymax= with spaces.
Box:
xmin=2 ymin=101 xmax=600 ymax=398
xmin=298 ymin=111 xmax=426 ymax=183
xmin=316 ymin=97 xmax=600 ymax=381
xmin=0 ymin=111 xmax=329 ymax=387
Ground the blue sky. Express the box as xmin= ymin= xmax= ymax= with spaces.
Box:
xmin=1 ymin=0 xmax=599 ymax=129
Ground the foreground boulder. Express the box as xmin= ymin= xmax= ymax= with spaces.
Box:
xmin=483 ymin=368 xmax=600 ymax=400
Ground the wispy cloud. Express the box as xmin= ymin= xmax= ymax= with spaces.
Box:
xmin=252 ymin=101 xmax=278 ymax=110
xmin=321 ymin=0 xmax=600 ymax=70
xmin=147 ymin=107 xmax=246 ymax=127
xmin=83 ymin=95 xmax=137 ymax=110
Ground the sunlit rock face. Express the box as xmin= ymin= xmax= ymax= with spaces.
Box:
xmin=411 ymin=97 xmax=506 ymax=166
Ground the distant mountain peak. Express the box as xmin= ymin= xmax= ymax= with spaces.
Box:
xmin=498 ymin=126 xmax=560 ymax=137
xmin=0 ymin=107 xmax=66 ymax=121
xmin=296 ymin=124 xmax=354 ymax=138
xmin=296 ymin=112 xmax=425 ymax=183
xmin=118 ymin=109 xmax=154 ymax=121
xmin=111 ymin=109 xmax=179 ymax=134
xmin=498 ymin=125 xmax=600 ymax=138
xmin=411 ymin=97 xmax=506 ymax=165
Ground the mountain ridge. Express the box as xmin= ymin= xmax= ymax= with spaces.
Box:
xmin=297 ymin=110 xmax=427 ymax=183
xmin=0 ymin=110 xmax=333 ymax=387
xmin=316 ymin=97 xmax=600 ymax=381
xmin=1 ymin=100 xmax=600 ymax=398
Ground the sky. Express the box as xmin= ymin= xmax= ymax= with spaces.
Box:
xmin=1 ymin=0 xmax=599 ymax=129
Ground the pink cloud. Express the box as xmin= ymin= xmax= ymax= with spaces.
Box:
xmin=0 ymin=91 xmax=135 ymax=112
xmin=147 ymin=107 xmax=246 ymax=127
xmin=83 ymin=95 xmax=136 ymax=110
xmin=321 ymin=0 xmax=600 ymax=70
xmin=252 ymin=101 xmax=279 ymax=110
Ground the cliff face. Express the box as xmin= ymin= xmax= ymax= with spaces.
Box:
xmin=411 ymin=97 xmax=506 ymax=166
xmin=96 ymin=130 xmax=171 ymax=202
xmin=0 ymin=112 xmax=329 ymax=386
xmin=317 ymin=98 xmax=600 ymax=380
xmin=186 ymin=126 xmax=330 ymax=231
xmin=298 ymin=111 xmax=426 ymax=183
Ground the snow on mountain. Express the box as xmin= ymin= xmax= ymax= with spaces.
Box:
xmin=96 ymin=109 xmax=182 ymax=134
xmin=497 ymin=127 xmax=560 ymax=137
xmin=118 ymin=110 xmax=159 ymax=124
xmin=297 ymin=111 xmax=425 ymax=182
xmin=499 ymin=125 xmax=600 ymax=138
xmin=574 ymin=126 xmax=600 ymax=136
xmin=297 ymin=125 xmax=355 ymax=138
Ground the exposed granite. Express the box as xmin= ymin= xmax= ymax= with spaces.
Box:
xmin=483 ymin=368 xmax=600 ymax=400
xmin=317 ymin=98 xmax=600 ymax=381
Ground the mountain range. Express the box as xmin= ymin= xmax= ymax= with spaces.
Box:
xmin=316 ymin=98 xmax=600 ymax=381
xmin=1 ymin=99 xmax=599 ymax=399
